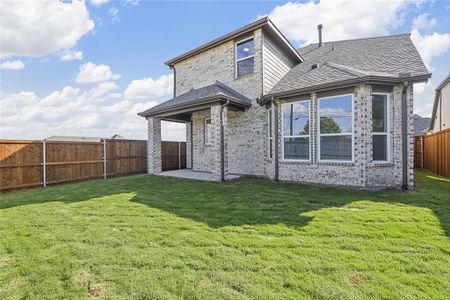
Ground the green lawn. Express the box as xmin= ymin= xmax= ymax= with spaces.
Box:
xmin=0 ymin=171 xmax=449 ymax=299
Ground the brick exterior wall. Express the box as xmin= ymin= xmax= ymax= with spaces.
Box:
xmin=270 ymin=83 xmax=414 ymax=189
xmin=175 ymin=28 xmax=267 ymax=177
xmin=148 ymin=28 xmax=415 ymax=189
xmin=147 ymin=117 xmax=162 ymax=174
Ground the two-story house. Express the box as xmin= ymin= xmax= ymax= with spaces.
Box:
xmin=139 ymin=17 xmax=431 ymax=189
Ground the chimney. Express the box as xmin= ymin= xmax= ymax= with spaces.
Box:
xmin=317 ymin=24 xmax=323 ymax=47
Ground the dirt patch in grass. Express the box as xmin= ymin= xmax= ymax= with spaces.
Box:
xmin=0 ymin=256 xmax=13 ymax=266
xmin=348 ymin=271 xmax=363 ymax=285
xmin=88 ymin=281 xmax=108 ymax=299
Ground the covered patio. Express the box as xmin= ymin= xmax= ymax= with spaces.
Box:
xmin=138 ymin=81 xmax=252 ymax=182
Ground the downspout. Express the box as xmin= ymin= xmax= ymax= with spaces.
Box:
xmin=220 ymin=100 xmax=230 ymax=182
xmin=401 ymin=80 xmax=409 ymax=190
xmin=190 ymin=120 xmax=193 ymax=170
xmin=273 ymin=97 xmax=279 ymax=181
xmin=170 ymin=66 xmax=177 ymax=97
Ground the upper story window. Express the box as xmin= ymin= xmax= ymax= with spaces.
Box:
xmin=205 ymin=118 xmax=212 ymax=144
xmin=318 ymin=95 xmax=353 ymax=162
xmin=282 ymin=100 xmax=310 ymax=161
xmin=236 ymin=38 xmax=254 ymax=77
xmin=372 ymin=94 xmax=389 ymax=162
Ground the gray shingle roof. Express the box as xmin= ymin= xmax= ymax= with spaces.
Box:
xmin=413 ymin=114 xmax=430 ymax=136
xmin=138 ymin=81 xmax=251 ymax=117
xmin=269 ymin=33 xmax=430 ymax=95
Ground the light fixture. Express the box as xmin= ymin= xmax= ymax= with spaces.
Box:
xmin=243 ymin=47 xmax=250 ymax=52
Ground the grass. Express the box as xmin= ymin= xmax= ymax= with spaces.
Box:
xmin=0 ymin=171 xmax=449 ymax=299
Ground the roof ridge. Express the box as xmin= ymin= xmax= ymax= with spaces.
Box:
xmin=324 ymin=62 xmax=367 ymax=77
xmin=298 ymin=32 xmax=411 ymax=51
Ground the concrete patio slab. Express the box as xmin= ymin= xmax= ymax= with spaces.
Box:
xmin=157 ymin=169 xmax=240 ymax=181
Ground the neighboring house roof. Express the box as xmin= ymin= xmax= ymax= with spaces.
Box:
xmin=165 ymin=17 xmax=302 ymax=66
xmin=111 ymin=134 xmax=124 ymax=139
xmin=46 ymin=136 xmax=103 ymax=142
xmin=413 ymin=114 xmax=430 ymax=136
xmin=262 ymin=33 xmax=430 ymax=102
xmin=138 ymin=81 xmax=252 ymax=117
xmin=429 ymin=73 xmax=450 ymax=130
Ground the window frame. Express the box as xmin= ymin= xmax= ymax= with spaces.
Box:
xmin=267 ymin=107 xmax=273 ymax=160
xmin=281 ymin=99 xmax=311 ymax=162
xmin=317 ymin=93 xmax=354 ymax=163
xmin=204 ymin=118 xmax=212 ymax=145
xmin=372 ymin=93 xmax=390 ymax=163
xmin=235 ymin=36 xmax=255 ymax=78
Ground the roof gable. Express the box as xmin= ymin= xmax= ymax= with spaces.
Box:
xmin=165 ymin=17 xmax=302 ymax=66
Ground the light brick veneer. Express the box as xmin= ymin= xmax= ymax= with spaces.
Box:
xmin=147 ymin=117 xmax=162 ymax=174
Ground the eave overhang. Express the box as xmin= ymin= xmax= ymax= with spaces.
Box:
xmin=138 ymin=93 xmax=251 ymax=118
xmin=258 ymin=73 xmax=431 ymax=105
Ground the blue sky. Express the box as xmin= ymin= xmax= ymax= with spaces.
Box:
xmin=1 ymin=0 xmax=449 ymax=140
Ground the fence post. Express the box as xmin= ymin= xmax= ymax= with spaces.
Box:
xmin=178 ymin=142 xmax=181 ymax=170
xmin=103 ymin=139 xmax=107 ymax=179
xmin=42 ymin=139 xmax=47 ymax=187
xmin=420 ymin=136 xmax=424 ymax=169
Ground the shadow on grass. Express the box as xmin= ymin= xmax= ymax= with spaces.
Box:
xmin=1 ymin=171 xmax=449 ymax=236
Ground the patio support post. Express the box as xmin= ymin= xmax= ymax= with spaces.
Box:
xmin=147 ymin=117 xmax=162 ymax=174
xmin=186 ymin=120 xmax=192 ymax=169
xmin=211 ymin=104 xmax=228 ymax=182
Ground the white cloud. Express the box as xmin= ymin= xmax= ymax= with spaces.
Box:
xmin=410 ymin=29 xmax=450 ymax=70
xmin=0 ymin=81 xmax=184 ymax=141
xmin=414 ymin=81 xmax=435 ymax=117
xmin=109 ymin=7 xmax=120 ymax=23
xmin=90 ymin=0 xmax=109 ymax=6
xmin=0 ymin=0 xmax=94 ymax=58
xmin=124 ymin=74 xmax=173 ymax=99
xmin=0 ymin=60 xmax=24 ymax=70
xmin=124 ymin=0 xmax=140 ymax=5
xmin=61 ymin=50 xmax=83 ymax=61
xmin=263 ymin=0 xmax=413 ymax=45
xmin=75 ymin=62 xmax=120 ymax=83
xmin=412 ymin=13 xmax=437 ymax=30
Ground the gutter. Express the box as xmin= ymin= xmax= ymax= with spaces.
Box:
xmin=138 ymin=94 xmax=251 ymax=117
xmin=258 ymin=74 xmax=431 ymax=106
xmin=401 ymin=80 xmax=409 ymax=190
xmin=220 ymin=100 xmax=230 ymax=181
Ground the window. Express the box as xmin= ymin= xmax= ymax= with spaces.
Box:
xmin=268 ymin=108 xmax=273 ymax=159
xmin=205 ymin=118 xmax=212 ymax=144
xmin=372 ymin=94 xmax=389 ymax=161
xmin=318 ymin=95 xmax=353 ymax=161
xmin=282 ymin=100 xmax=310 ymax=160
xmin=236 ymin=38 xmax=254 ymax=77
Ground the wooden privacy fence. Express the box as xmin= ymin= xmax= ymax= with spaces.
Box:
xmin=414 ymin=129 xmax=450 ymax=178
xmin=161 ymin=141 xmax=186 ymax=171
xmin=0 ymin=139 xmax=147 ymax=192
